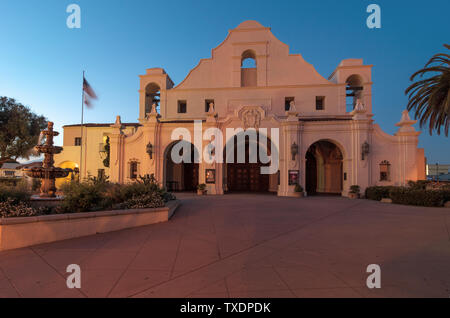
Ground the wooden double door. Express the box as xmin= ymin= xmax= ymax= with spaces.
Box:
xmin=226 ymin=163 xmax=269 ymax=192
xmin=183 ymin=163 xmax=199 ymax=191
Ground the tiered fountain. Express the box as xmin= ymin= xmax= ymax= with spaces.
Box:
xmin=24 ymin=121 xmax=72 ymax=198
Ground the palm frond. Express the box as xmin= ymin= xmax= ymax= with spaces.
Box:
xmin=405 ymin=44 xmax=450 ymax=136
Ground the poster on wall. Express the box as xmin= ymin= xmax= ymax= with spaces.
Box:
xmin=205 ymin=169 xmax=216 ymax=184
xmin=288 ymin=170 xmax=299 ymax=185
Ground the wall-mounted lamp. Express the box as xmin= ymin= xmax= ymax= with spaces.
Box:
xmin=291 ymin=142 xmax=298 ymax=161
xmin=146 ymin=142 xmax=153 ymax=159
xmin=361 ymin=141 xmax=370 ymax=160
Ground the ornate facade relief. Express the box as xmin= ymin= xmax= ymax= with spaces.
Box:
xmin=239 ymin=106 xmax=264 ymax=129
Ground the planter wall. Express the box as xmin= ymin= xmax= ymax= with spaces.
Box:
xmin=0 ymin=200 xmax=180 ymax=251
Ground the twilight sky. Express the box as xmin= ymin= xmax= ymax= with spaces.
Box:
xmin=0 ymin=0 xmax=449 ymax=163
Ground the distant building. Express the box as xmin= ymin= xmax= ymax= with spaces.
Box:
xmin=0 ymin=161 xmax=22 ymax=178
xmin=437 ymin=173 xmax=450 ymax=181
xmin=0 ymin=161 xmax=44 ymax=187
xmin=426 ymin=164 xmax=450 ymax=178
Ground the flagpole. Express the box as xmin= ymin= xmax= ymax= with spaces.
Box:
xmin=80 ymin=70 xmax=85 ymax=182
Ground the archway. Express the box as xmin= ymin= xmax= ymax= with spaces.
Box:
xmin=164 ymin=141 xmax=199 ymax=192
xmin=345 ymin=74 xmax=364 ymax=112
xmin=223 ymin=131 xmax=278 ymax=193
xmin=305 ymin=140 xmax=343 ymax=195
xmin=56 ymin=161 xmax=79 ymax=188
xmin=241 ymin=49 xmax=257 ymax=87
xmin=145 ymin=83 xmax=161 ymax=114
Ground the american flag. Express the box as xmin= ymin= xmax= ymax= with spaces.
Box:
xmin=83 ymin=77 xmax=97 ymax=108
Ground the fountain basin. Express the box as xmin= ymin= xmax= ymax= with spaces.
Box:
xmin=34 ymin=145 xmax=63 ymax=154
xmin=29 ymin=195 xmax=64 ymax=209
xmin=23 ymin=167 xmax=71 ymax=179
xmin=40 ymin=130 xmax=59 ymax=136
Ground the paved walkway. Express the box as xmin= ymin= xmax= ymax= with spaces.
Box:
xmin=1 ymin=193 xmax=450 ymax=298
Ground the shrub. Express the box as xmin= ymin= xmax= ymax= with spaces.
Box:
xmin=1 ymin=173 xmax=176 ymax=217
xmin=120 ymin=192 xmax=165 ymax=209
xmin=294 ymin=184 xmax=303 ymax=192
xmin=0 ymin=199 xmax=39 ymax=217
xmin=59 ymin=173 xmax=174 ymax=213
xmin=104 ymin=174 xmax=168 ymax=204
xmin=114 ymin=183 xmax=161 ymax=203
xmin=389 ymin=187 xmax=450 ymax=207
xmin=365 ymin=186 xmax=397 ymax=201
xmin=0 ymin=183 xmax=30 ymax=204
xmin=32 ymin=178 xmax=41 ymax=192
xmin=349 ymin=185 xmax=360 ymax=194
xmin=162 ymin=191 xmax=176 ymax=202
xmin=0 ymin=177 xmax=20 ymax=187
xmin=407 ymin=180 xmax=430 ymax=190
xmin=59 ymin=181 xmax=111 ymax=213
xmin=197 ymin=184 xmax=206 ymax=191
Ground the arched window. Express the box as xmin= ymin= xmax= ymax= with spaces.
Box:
xmin=345 ymin=75 xmax=364 ymax=112
xmin=379 ymin=160 xmax=391 ymax=181
xmin=145 ymin=83 xmax=161 ymax=114
xmin=241 ymin=50 xmax=257 ymax=87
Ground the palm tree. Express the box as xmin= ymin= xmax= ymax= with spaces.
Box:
xmin=405 ymin=44 xmax=450 ymax=136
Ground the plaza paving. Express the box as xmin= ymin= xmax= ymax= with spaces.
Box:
xmin=0 ymin=193 xmax=450 ymax=298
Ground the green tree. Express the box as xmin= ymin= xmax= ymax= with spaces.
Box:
xmin=0 ymin=97 xmax=47 ymax=160
xmin=103 ymin=136 xmax=110 ymax=167
xmin=405 ymin=44 xmax=450 ymax=136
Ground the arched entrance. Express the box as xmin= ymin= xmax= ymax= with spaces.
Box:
xmin=164 ymin=141 xmax=199 ymax=192
xmin=305 ymin=140 xmax=343 ymax=195
xmin=56 ymin=161 xmax=79 ymax=188
xmin=223 ymin=132 xmax=278 ymax=193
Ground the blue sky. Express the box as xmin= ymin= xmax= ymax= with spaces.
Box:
xmin=0 ymin=0 xmax=449 ymax=163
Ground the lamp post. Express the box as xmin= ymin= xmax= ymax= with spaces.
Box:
xmin=436 ymin=162 xmax=439 ymax=182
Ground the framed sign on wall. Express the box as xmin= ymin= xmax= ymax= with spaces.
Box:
xmin=205 ymin=169 xmax=216 ymax=184
xmin=288 ymin=170 xmax=299 ymax=185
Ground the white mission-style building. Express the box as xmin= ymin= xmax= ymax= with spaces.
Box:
xmin=55 ymin=20 xmax=426 ymax=197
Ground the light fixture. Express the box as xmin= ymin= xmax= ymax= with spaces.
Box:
xmin=291 ymin=142 xmax=298 ymax=161
xmin=361 ymin=141 xmax=370 ymax=160
xmin=146 ymin=142 xmax=153 ymax=159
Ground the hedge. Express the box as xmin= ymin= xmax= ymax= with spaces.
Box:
xmin=365 ymin=186 xmax=396 ymax=201
xmin=365 ymin=185 xmax=450 ymax=207
xmin=389 ymin=188 xmax=450 ymax=207
xmin=0 ymin=183 xmax=30 ymax=204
